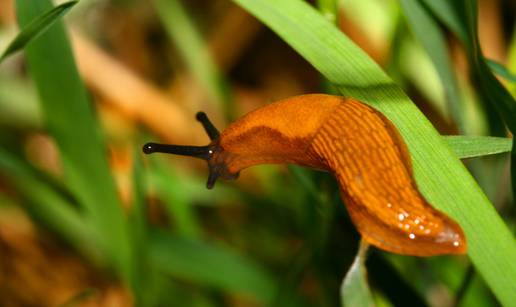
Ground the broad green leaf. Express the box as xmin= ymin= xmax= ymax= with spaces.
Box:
xmin=445 ymin=136 xmax=512 ymax=159
xmin=16 ymin=0 xmax=133 ymax=282
xmin=0 ymin=1 xmax=77 ymax=63
xmin=229 ymin=0 xmax=516 ymax=305
xmin=341 ymin=241 xmax=375 ymax=307
xmin=487 ymin=59 xmax=516 ymax=83
xmin=400 ymin=0 xmax=465 ymax=132
xmin=150 ymin=233 xmax=276 ymax=304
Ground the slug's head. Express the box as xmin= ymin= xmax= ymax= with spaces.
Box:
xmin=143 ymin=112 xmax=238 ymax=189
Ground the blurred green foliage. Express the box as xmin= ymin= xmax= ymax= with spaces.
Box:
xmin=0 ymin=0 xmax=515 ymax=306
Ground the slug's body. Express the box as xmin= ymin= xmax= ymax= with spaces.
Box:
xmin=144 ymin=94 xmax=466 ymax=256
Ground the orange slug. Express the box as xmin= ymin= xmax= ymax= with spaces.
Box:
xmin=143 ymin=94 xmax=466 ymax=256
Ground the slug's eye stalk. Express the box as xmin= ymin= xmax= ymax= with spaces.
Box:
xmin=142 ymin=143 xmax=211 ymax=159
xmin=143 ymin=112 xmax=235 ymax=189
xmin=196 ymin=111 xmax=220 ymax=140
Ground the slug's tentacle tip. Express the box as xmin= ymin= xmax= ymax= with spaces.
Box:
xmin=142 ymin=143 xmax=156 ymax=154
xmin=196 ymin=111 xmax=207 ymax=121
xmin=206 ymin=170 xmax=219 ymax=189
xmin=195 ymin=111 xmax=220 ymax=140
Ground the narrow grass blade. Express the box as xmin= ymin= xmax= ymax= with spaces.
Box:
xmin=341 ymin=241 xmax=375 ymax=307
xmin=230 ymin=0 xmax=516 ymax=304
xmin=400 ymin=0 xmax=465 ymax=132
xmin=0 ymin=149 xmax=93 ymax=253
xmin=445 ymin=136 xmax=512 ymax=159
xmin=151 ymin=0 xmax=229 ymax=114
xmin=16 ymin=0 xmax=133 ymax=281
xmin=150 ymin=232 xmax=276 ymax=304
xmin=419 ymin=0 xmax=468 ymax=45
xmin=148 ymin=157 xmax=202 ymax=237
xmin=423 ymin=0 xmax=516 ymax=206
xmin=487 ymin=59 xmax=516 ymax=83
xmin=131 ymin=148 xmax=148 ymax=253
xmin=0 ymin=1 xmax=77 ymax=63
xmin=128 ymin=148 xmax=149 ymax=306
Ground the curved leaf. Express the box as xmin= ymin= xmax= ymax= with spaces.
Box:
xmin=341 ymin=241 xmax=375 ymax=307
xmin=0 ymin=1 xmax=77 ymax=63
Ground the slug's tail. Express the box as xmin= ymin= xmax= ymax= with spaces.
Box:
xmin=340 ymin=191 xmax=467 ymax=256
xmin=309 ymin=98 xmax=467 ymax=256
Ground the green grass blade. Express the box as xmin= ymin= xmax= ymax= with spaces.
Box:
xmin=128 ymin=148 xmax=149 ymax=306
xmin=149 ymin=158 xmax=202 ymax=237
xmin=487 ymin=59 xmax=516 ymax=83
xmin=0 ymin=149 xmax=94 ymax=253
xmin=445 ymin=136 xmax=513 ymax=159
xmin=0 ymin=1 xmax=77 ymax=63
xmin=419 ymin=0 xmax=468 ymax=45
xmin=423 ymin=0 xmax=516 ymax=196
xmin=400 ymin=0 xmax=465 ymax=132
xmin=316 ymin=0 xmax=338 ymax=23
xmin=341 ymin=241 xmax=375 ymax=307
xmin=16 ymin=0 xmax=133 ymax=281
xmin=150 ymin=232 xmax=276 ymax=304
xmin=152 ymin=0 xmax=229 ymax=114
xmin=230 ymin=0 xmax=516 ymax=305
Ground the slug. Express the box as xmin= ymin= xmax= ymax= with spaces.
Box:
xmin=143 ymin=94 xmax=466 ymax=256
